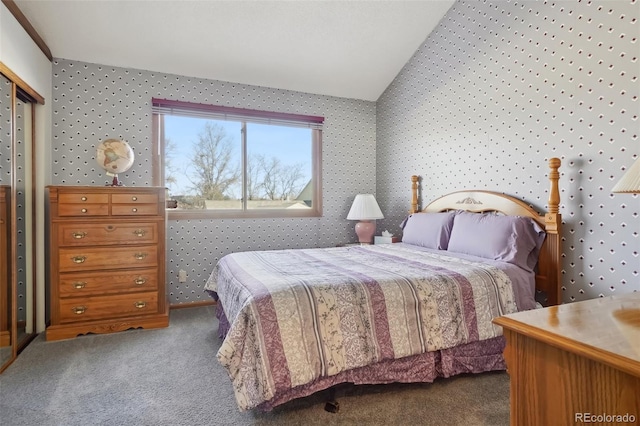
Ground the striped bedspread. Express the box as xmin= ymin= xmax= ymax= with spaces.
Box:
xmin=205 ymin=243 xmax=518 ymax=411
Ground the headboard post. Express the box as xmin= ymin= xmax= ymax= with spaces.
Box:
xmin=543 ymin=157 xmax=562 ymax=305
xmin=410 ymin=175 xmax=419 ymax=214
xmin=547 ymin=157 xmax=561 ymax=215
xmin=544 ymin=158 xmax=561 ymax=236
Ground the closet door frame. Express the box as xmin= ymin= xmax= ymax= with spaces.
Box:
xmin=0 ymin=61 xmax=43 ymax=373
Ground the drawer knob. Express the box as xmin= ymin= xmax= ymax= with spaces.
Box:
xmin=72 ymin=306 xmax=87 ymax=315
xmin=72 ymin=256 xmax=87 ymax=264
xmin=134 ymin=277 xmax=147 ymax=285
xmin=132 ymin=196 xmax=138 ymax=201
xmin=72 ymin=231 xmax=87 ymax=239
xmin=73 ymin=281 xmax=87 ymax=289
xmin=132 ymin=208 xmax=138 ymax=213
xmin=134 ymin=253 xmax=148 ymax=260
xmin=133 ymin=229 xmax=146 ymax=237
xmin=81 ymin=196 xmax=87 ymax=201
xmin=81 ymin=208 xmax=88 ymax=213
xmin=135 ymin=301 xmax=147 ymax=309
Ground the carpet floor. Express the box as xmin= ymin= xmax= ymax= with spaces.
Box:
xmin=0 ymin=306 xmax=510 ymax=425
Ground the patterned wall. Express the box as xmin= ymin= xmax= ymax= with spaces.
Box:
xmin=377 ymin=0 xmax=639 ymax=302
xmin=51 ymin=59 xmax=376 ymax=304
xmin=1 ymin=76 xmax=29 ymax=320
xmin=0 ymin=76 xmax=9 ymax=184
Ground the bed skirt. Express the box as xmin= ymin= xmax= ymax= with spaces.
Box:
xmin=214 ymin=302 xmax=506 ymax=411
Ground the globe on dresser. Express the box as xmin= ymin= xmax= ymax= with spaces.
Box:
xmin=96 ymin=138 xmax=135 ymax=186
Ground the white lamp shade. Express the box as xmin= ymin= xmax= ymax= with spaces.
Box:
xmin=612 ymin=157 xmax=640 ymax=193
xmin=347 ymin=194 xmax=384 ymax=220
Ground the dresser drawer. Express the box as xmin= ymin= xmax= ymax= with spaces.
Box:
xmin=57 ymin=203 xmax=109 ymax=217
xmin=57 ymin=222 xmax=159 ymax=246
xmin=58 ymin=292 xmax=159 ymax=323
xmin=112 ymin=193 xmax=159 ymax=204
xmin=111 ymin=204 xmax=159 ymax=216
xmin=59 ymin=268 xmax=158 ymax=297
xmin=57 ymin=191 xmax=110 ymax=217
xmin=58 ymin=245 xmax=158 ymax=272
xmin=58 ymin=193 xmax=110 ymax=204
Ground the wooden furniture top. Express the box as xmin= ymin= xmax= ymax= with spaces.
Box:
xmin=47 ymin=185 xmax=164 ymax=194
xmin=494 ymin=293 xmax=640 ymax=378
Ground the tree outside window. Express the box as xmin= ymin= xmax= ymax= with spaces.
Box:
xmin=153 ymin=99 xmax=322 ymax=219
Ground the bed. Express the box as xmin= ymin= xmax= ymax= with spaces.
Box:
xmin=205 ymin=158 xmax=562 ymax=412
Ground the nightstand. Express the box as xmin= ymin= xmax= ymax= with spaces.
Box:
xmin=493 ymin=293 xmax=640 ymax=425
xmin=374 ymin=236 xmax=399 ymax=244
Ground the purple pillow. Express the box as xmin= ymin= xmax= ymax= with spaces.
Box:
xmin=447 ymin=211 xmax=546 ymax=272
xmin=401 ymin=211 xmax=456 ymax=250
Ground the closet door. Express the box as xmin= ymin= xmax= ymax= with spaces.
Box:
xmin=0 ymin=73 xmax=12 ymax=370
xmin=14 ymin=89 xmax=32 ymax=349
xmin=0 ymin=62 xmax=42 ymax=373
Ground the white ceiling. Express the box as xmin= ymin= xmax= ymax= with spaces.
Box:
xmin=14 ymin=0 xmax=454 ymax=101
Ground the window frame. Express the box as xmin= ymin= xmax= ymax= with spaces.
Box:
xmin=151 ymin=98 xmax=323 ymax=219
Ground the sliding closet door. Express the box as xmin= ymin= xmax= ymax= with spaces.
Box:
xmin=14 ymin=93 xmax=32 ymax=344
xmin=0 ymin=73 xmax=12 ymax=369
xmin=0 ymin=62 xmax=42 ymax=373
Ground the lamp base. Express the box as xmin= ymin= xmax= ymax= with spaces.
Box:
xmin=354 ymin=220 xmax=376 ymax=244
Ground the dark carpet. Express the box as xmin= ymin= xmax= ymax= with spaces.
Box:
xmin=0 ymin=306 xmax=509 ymax=425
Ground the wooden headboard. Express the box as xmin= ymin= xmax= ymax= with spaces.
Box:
xmin=409 ymin=158 xmax=562 ymax=306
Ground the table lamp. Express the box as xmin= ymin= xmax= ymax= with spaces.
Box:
xmin=612 ymin=157 xmax=640 ymax=193
xmin=347 ymin=194 xmax=384 ymax=244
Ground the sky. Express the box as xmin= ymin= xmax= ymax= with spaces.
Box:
xmin=163 ymin=115 xmax=312 ymax=197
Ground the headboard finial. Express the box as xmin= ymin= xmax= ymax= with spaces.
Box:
xmin=410 ymin=175 xmax=419 ymax=214
xmin=548 ymin=158 xmax=561 ymax=215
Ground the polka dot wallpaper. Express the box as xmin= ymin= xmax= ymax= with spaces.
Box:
xmin=1 ymin=76 xmax=29 ymax=320
xmin=51 ymin=60 xmax=376 ymax=305
xmin=376 ymin=0 xmax=638 ymax=302
xmin=0 ymin=76 xmax=10 ymax=184
xmin=51 ymin=0 xmax=637 ymax=306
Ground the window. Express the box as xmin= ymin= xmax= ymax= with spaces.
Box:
xmin=152 ymin=99 xmax=323 ymax=218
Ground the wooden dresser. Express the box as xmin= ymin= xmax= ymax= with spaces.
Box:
xmin=494 ymin=293 xmax=640 ymax=426
xmin=46 ymin=186 xmax=168 ymax=341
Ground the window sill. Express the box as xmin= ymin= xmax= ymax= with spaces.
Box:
xmin=167 ymin=208 xmax=322 ymax=220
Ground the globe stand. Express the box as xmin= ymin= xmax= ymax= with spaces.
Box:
xmin=106 ymin=172 xmax=124 ymax=187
